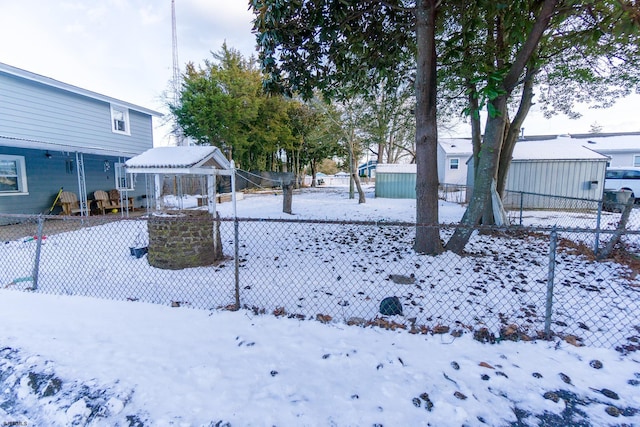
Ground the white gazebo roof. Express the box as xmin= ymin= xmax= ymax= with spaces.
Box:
xmin=124 ymin=146 xmax=233 ymax=175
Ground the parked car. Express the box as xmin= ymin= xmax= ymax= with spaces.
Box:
xmin=604 ymin=167 xmax=640 ymax=201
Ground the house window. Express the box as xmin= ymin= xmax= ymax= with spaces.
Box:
xmin=634 ymin=155 xmax=640 ymax=167
xmin=110 ymin=104 xmax=130 ymax=135
xmin=0 ymin=155 xmax=28 ymax=195
xmin=449 ymin=158 xmax=459 ymax=170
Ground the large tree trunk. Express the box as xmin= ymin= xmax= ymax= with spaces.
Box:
xmin=350 ymin=150 xmax=366 ymax=204
xmin=346 ymin=136 xmax=366 ymax=203
xmin=497 ymin=71 xmax=535 ymax=196
xmin=597 ymin=195 xmax=635 ymax=260
xmin=446 ymin=96 xmax=508 ymax=253
xmin=352 ymin=173 xmax=366 ymax=204
xmin=413 ymin=0 xmax=443 ymax=255
xmin=446 ymin=0 xmax=558 ymax=254
xmin=467 ymin=81 xmax=482 ymax=176
xmin=310 ymin=159 xmax=317 ymax=187
xmin=481 ymin=118 xmax=510 ymax=226
xmin=294 ymin=148 xmax=301 ymax=189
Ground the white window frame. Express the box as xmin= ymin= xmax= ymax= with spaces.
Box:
xmin=110 ymin=104 xmax=131 ymax=136
xmin=449 ymin=158 xmax=460 ymax=170
xmin=634 ymin=155 xmax=640 ymax=167
xmin=0 ymin=154 xmax=28 ymax=196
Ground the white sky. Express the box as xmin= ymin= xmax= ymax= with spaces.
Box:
xmin=0 ymin=0 xmax=256 ymax=146
xmin=0 ymin=0 xmax=637 ymax=145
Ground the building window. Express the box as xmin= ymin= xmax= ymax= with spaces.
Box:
xmin=0 ymin=155 xmax=28 ymax=195
xmin=634 ymin=155 xmax=640 ymax=167
xmin=110 ymin=104 xmax=130 ymax=135
xmin=449 ymin=158 xmax=459 ymax=170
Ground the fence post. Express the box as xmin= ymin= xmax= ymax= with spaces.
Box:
xmin=234 ymin=218 xmax=240 ymax=310
xmin=282 ymin=180 xmax=293 ymax=214
xmin=31 ymin=215 xmax=45 ymax=291
xmin=544 ymin=227 xmax=557 ymax=339
xmin=594 ymin=200 xmax=603 ymax=256
xmin=231 ymin=163 xmax=241 ymax=311
xmin=519 ymin=191 xmax=524 ymax=226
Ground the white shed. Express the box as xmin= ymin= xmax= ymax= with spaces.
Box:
xmin=437 ymin=138 xmax=473 ymax=185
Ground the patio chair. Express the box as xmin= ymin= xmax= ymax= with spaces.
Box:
xmin=58 ymin=191 xmax=84 ymax=215
xmin=92 ymin=190 xmax=109 ymax=215
xmin=108 ymin=189 xmax=135 ymax=211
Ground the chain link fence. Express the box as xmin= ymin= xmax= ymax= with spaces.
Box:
xmin=1 ymin=210 xmax=638 ymax=351
xmin=438 ymin=184 xmax=640 ymax=231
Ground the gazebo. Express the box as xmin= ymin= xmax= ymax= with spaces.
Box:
xmin=124 ymin=146 xmax=237 ymax=270
xmin=124 ymin=146 xmax=236 ymax=214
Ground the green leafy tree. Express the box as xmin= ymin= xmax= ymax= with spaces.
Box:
xmin=171 ymin=44 xmax=263 ymax=164
xmin=251 ymin=0 xmax=443 ymax=253
xmin=292 ymin=100 xmax=342 ymax=187
xmin=249 ymin=94 xmax=298 ymax=171
xmin=445 ymin=0 xmax=640 ymax=252
xmin=251 ymin=0 xmax=639 ymax=255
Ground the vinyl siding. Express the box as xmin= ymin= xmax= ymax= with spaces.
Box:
xmin=0 ymin=146 xmax=145 ymax=214
xmin=598 ymin=152 xmax=636 ymax=167
xmin=375 ymin=172 xmax=416 ymax=199
xmin=501 ymin=159 xmax=607 ymax=209
xmin=436 ymin=144 xmax=446 ymax=183
xmin=0 ymin=73 xmax=152 ymax=155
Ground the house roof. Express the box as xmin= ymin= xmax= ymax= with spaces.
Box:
xmin=376 ymin=163 xmax=416 ymax=173
xmin=569 ymin=134 xmax=640 ymax=152
xmin=513 ymin=137 xmax=609 ymax=161
xmin=124 ymin=146 xmax=233 ymax=176
xmin=570 ymin=131 xmax=640 ymax=139
xmin=358 ymin=160 xmax=377 ymax=169
xmin=438 ymin=138 xmax=473 ymax=155
xmin=0 ymin=62 xmax=162 ymax=117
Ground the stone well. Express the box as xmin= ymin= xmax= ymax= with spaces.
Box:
xmin=147 ymin=210 xmax=223 ymax=270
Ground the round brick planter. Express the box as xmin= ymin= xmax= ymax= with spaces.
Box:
xmin=147 ymin=210 xmax=223 ymax=270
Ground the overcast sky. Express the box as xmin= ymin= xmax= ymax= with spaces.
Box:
xmin=0 ymin=0 xmax=256 ymax=145
xmin=0 ymin=0 xmax=637 ymax=146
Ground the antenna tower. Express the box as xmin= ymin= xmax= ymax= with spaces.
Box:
xmin=171 ymin=0 xmax=185 ymax=146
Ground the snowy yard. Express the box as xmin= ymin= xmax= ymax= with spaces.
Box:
xmin=1 ymin=185 xmax=640 ymax=426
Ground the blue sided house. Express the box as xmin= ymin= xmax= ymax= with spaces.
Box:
xmin=0 ymin=62 xmax=162 ymax=216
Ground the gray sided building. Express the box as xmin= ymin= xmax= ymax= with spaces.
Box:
xmin=0 ymin=62 xmax=162 ymax=215
xmin=467 ymin=137 xmax=609 ymax=209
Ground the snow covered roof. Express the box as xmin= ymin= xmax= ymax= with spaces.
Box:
xmin=513 ymin=137 xmax=609 ymax=161
xmin=125 ymin=146 xmax=233 ymax=175
xmin=376 ymin=163 xmax=417 ymax=173
xmin=571 ymin=134 xmax=640 ymax=152
xmin=438 ymin=138 xmax=473 ymax=155
xmin=0 ymin=62 xmax=162 ymax=117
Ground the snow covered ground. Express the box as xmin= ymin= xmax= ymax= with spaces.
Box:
xmin=1 ymin=185 xmax=640 ymax=426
